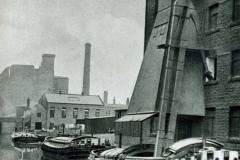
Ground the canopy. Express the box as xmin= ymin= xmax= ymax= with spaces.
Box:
xmin=115 ymin=113 xmax=157 ymax=122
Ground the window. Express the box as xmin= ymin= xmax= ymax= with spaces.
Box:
xmin=209 ymin=4 xmax=219 ymax=30
xmin=50 ymin=107 xmax=55 ymax=118
xmin=95 ymin=109 xmax=100 ymax=117
xmin=73 ymin=108 xmax=78 ymax=119
xmin=233 ymin=0 xmax=240 ymax=21
xmin=37 ymin=112 xmax=41 ymax=118
xmin=35 ymin=122 xmax=42 ymax=130
xmin=62 ymin=107 xmax=67 ymax=118
xmin=231 ymin=50 xmax=240 ymax=77
xmin=229 ymin=107 xmax=240 ymax=137
xmin=204 ymin=108 xmax=215 ymax=137
xmin=205 ymin=56 xmax=217 ymax=82
xmin=49 ymin=123 xmax=54 ymax=129
xmin=84 ymin=109 xmax=89 ymax=119
xmin=117 ymin=111 xmax=122 ymax=119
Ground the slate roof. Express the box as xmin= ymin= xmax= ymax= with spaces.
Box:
xmin=44 ymin=93 xmax=104 ymax=106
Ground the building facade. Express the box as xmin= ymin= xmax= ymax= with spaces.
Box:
xmin=0 ymin=54 xmax=69 ymax=116
xmin=29 ymin=93 xmax=104 ymax=131
xmin=115 ymin=0 xmax=240 ymax=153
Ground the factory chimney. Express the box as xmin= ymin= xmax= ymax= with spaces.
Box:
xmin=82 ymin=43 xmax=91 ymax=96
xmin=103 ymin=90 xmax=108 ymax=104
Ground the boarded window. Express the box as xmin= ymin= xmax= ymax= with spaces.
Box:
xmin=229 ymin=107 xmax=240 ymax=137
xmin=73 ymin=108 xmax=78 ymax=119
xmin=50 ymin=107 xmax=55 ymax=118
xmin=62 ymin=107 xmax=67 ymax=118
xmin=204 ymin=108 xmax=215 ymax=137
xmin=209 ymin=4 xmax=218 ymax=30
xmin=233 ymin=0 xmax=240 ymax=21
xmin=231 ymin=50 xmax=240 ymax=77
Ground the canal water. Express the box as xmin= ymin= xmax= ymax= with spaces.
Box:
xmin=0 ymin=134 xmax=89 ymax=160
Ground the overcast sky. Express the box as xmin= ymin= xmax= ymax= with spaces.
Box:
xmin=0 ymin=0 xmax=145 ymax=104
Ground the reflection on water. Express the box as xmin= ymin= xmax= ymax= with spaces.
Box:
xmin=0 ymin=134 xmax=87 ymax=160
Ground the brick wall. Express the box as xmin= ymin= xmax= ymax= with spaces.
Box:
xmin=45 ymin=103 xmax=106 ymax=129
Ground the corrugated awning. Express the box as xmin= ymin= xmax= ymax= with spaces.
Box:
xmin=115 ymin=113 xmax=157 ymax=122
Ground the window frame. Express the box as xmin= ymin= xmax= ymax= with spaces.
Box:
xmin=208 ymin=4 xmax=219 ymax=30
xmin=231 ymin=49 xmax=240 ymax=77
xmin=205 ymin=55 xmax=217 ymax=82
xmin=73 ymin=108 xmax=78 ymax=119
xmin=61 ymin=107 xmax=67 ymax=118
xmin=35 ymin=122 xmax=42 ymax=130
xmin=233 ymin=0 xmax=240 ymax=22
xmin=95 ymin=109 xmax=100 ymax=117
xmin=229 ymin=107 xmax=240 ymax=138
xmin=49 ymin=122 xmax=55 ymax=130
xmin=49 ymin=107 xmax=55 ymax=118
xmin=84 ymin=109 xmax=89 ymax=119
xmin=204 ymin=108 xmax=215 ymax=137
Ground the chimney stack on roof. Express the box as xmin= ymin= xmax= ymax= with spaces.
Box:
xmin=27 ymin=97 xmax=30 ymax=108
xmin=113 ymin=97 xmax=116 ymax=104
xmin=82 ymin=43 xmax=91 ymax=96
xmin=126 ymin=97 xmax=130 ymax=105
xmin=103 ymin=90 xmax=108 ymax=104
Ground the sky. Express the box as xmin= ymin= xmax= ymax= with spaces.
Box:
xmin=0 ymin=0 xmax=145 ymax=104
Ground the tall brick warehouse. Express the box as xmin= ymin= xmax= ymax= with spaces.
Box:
xmin=0 ymin=54 xmax=69 ymax=116
xmin=115 ymin=0 xmax=240 ymax=154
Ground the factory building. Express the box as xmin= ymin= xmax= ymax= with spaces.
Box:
xmin=0 ymin=54 xmax=69 ymax=116
xmin=115 ymin=0 xmax=240 ymax=154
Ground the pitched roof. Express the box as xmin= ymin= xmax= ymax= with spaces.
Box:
xmin=44 ymin=93 xmax=103 ymax=106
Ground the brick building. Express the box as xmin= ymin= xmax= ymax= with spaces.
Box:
xmin=0 ymin=54 xmax=69 ymax=116
xmin=115 ymin=0 xmax=240 ymax=154
xmin=29 ymin=93 xmax=104 ymax=130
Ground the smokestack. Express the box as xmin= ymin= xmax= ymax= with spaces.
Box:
xmin=103 ymin=90 xmax=108 ymax=104
xmin=27 ymin=97 xmax=30 ymax=108
xmin=82 ymin=43 xmax=91 ymax=96
xmin=113 ymin=97 xmax=116 ymax=104
xmin=126 ymin=98 xmax=130 ymax=105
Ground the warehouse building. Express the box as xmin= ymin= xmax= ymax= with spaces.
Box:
xmin=115 ymin=0 xmax=240 ymax=154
